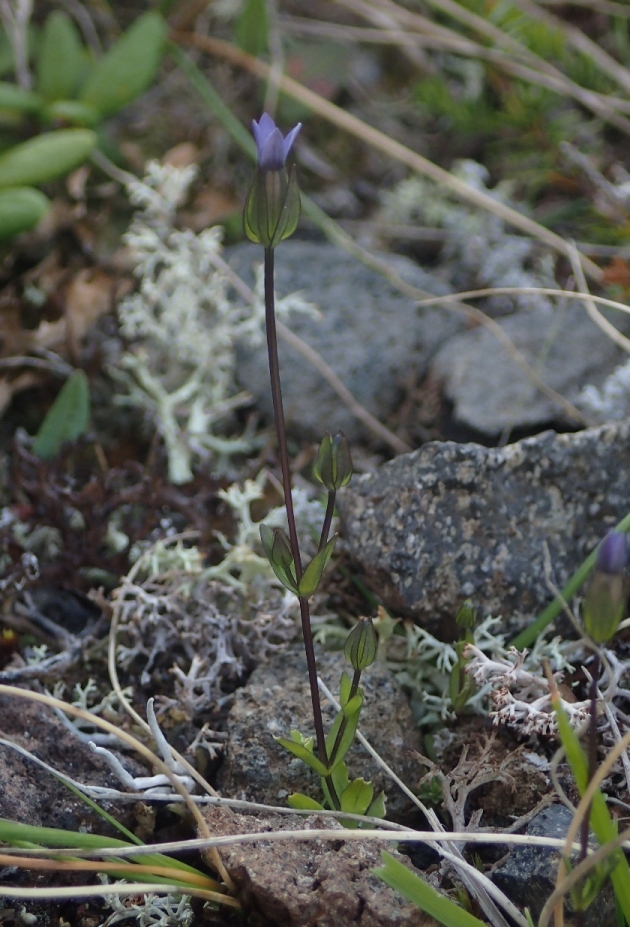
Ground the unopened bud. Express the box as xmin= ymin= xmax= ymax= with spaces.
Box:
xmin=313 ymin=432 xmax=353 ymax=491
xmin=260 ymin=524 xmax=298 ymax=594
xmin=456 ymin=599 xmax=476 ymax=630
xmin=584 ymin=531 xmax=628 ymax=643
xmin=344 ymin=617 xmax=378 ymax=671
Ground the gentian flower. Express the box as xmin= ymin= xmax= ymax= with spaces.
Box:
xmin=252 ymin=113 xmax=301 ymax=171
xmin=244 ymin=113 xmax=301 ymax=248
xmin=584 ymin=530 xmax=628 ymax=643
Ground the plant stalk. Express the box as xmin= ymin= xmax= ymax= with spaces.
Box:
xmin=319 ymin=490 xmax=336 ymax=551
xmin=263 ymin=247 xmax=339 ymax=805
xmin=328 ymin=668 xmax=362 ymax=770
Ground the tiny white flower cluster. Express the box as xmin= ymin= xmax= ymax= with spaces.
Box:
xmin=463 ymin=643 xmax=590 ymax=735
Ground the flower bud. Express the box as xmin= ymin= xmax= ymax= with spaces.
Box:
xmin=583 ymin=531 xmax=628 ymax=643
xmin=244 ymin=114 xmax=301 ymax=249
xmin=456 ymin=599 xmax=476 ymax=630
xmin=260 ymin=524 xmax=298 ymax=594
xmin=313 ymin=432 xmax=353 ymax=491
xmin=344 ymin=617 xmax=378 ymax=671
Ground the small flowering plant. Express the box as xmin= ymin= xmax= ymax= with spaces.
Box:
xmin=244 ymin=114 xmax=384 ymax=821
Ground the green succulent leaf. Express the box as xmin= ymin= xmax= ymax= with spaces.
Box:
xmin=275 ymin=736 xmax=329 ymax=777
xmin=36 ymin=11 xmax=84 ymax=102
xmin=0 ymin=82 xmax=41 ymax=114
xmin=0 ymin=128 xmax=96 ymax=188
xmin=287 ymin=793 xmax=324 ymax=812
xmin=298 ymin=534 xmax=337 ymax=599
xmin=44 ymin=100 xmax=100 ymax=128
xmin=79 ymin=12 xmax=167 ymax=118
xmin=33 ymin=370 xmax=90 ymax=460
xmin=0 ymin=187 xmax=49 ymax=239
xmin=340 ymin=778 xmax=374 ymax=817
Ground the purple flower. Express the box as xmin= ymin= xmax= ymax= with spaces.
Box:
xmin=252 ymin=113 xmax=301 ymax=171
xmin=597 ymin=531 xmax=628 ymax=575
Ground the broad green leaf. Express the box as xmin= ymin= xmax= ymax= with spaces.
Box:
xmin=33 ymin=370 xmax=90 ymax=460
xmin=287 ymin=793 xmax=324 ymax=811
xmin=298 ymin=534 xmax=337 ymax=598
xmin=36 ymin=11 xmax=84 ymax=102
xmin=44 ymin=99 xmax=100 ymax=128
xmin=235 ymin=0 xmax=268 ymax=57
xmin=0 ymin=128 xmax=96 ymax=188
xmin=325 ymin=698 xmax=362 ymax=770
xmin=554 ymin=698 xmax=630 ymax=922
xmin=79 ymin=12 xmax=167 ymax=118
xmin=275 ymin=736 xmax=329 ymax=777
xmin=366 ymin=791 xmax=386 ymax=820
xmin=340 ymin=778 xmax=373 ymax=816
xmin=374 ymin=851 xmax=487 ymax=927
xmin=0 ymin=187 xmax=49 ymax=239
xmin=0 ymin=82 xmax=41 ymax=114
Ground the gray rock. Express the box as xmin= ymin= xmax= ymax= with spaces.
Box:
xmin=217 ymin=647 xmax=421 ymax=822
xmin=338 ymin=420 xmax=630 ymax=634
xmin=431 ymin=304 xmax=628 ymax=435
xmin=492 ymin=804 xmax=616 ymax=926
xmin=201 ymin=806 xmax=437 ymax=927
xmin=229 ymin=241 xmax=460 ymax=442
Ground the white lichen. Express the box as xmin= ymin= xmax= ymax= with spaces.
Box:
xmin=578 ymin=356 xmax=630 ymax=422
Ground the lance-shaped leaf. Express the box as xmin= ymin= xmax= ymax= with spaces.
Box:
xmin=298 ymin=534 xmax=337 ymax=599
xmin=366 ymin=791 xmax=386 ymax=820
xmin=0 ymin=82 xmax=41 ymax=114
xmin=36 ymin=11 xmax=84 ymax=102
xmin=0 ymin=187 xmax=49 ymax=239
xmin=325 ymin=692 xmax=363 ymax=770
xmin=275 ymin=736 xmax=329 ymax=777
xmin=33 ymin=370 xmax=90 ymax=460
xmin=0 ymin=128 xmax=96 ymax=188
xmin=321 ymin=761 xmax=350 ymax=808
xmin=260 ymin=523 xmax=299 ymax=594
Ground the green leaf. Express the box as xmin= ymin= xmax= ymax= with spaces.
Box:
xmin=343 ymin=692 xmax=363 ymax=719
xmin=366 ymin=791 xmax=386 ymax=820
xmin=340 ymin=778 xmax=374 ymax=816
xmin=339 ymin=671 xmax=351 ymax=706
xmin=43 ymin=99 xmax=100 ymax=128
xmin=554 ymin=698 xmax=630 ymax=922
xmin=299 ymin=534 xmax=337 ymax=598
xmin=374 ymin=851 xmax=487 ymax=927
xmin=0 ymin=82 xmax=41 ymax=114
xmin=33 ymin=370 xmax=90 ymax=460
xmin=0 ymin=128 xmax=96 ymax=188
xmin=36 ymin=11 xmax=84 ymax=102
xmin=287 ymin=793 xmax=324 ymax=811
xmin=325 ymin=699 xmax=362 ymax=770
xmin=321 ymin=761 xmax=350 ymax=808
xmin=235 ymin=0 xmax=268 ymax=56
xmin=275 ymin=736 xmax=329 ymax=777
xmin=0 ymin=187 xmax=49 ymax=239
xmin=79 ymin=12 xmax=167 ymax=118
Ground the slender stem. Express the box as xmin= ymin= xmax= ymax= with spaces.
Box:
xmin=319 ymin=490 xmax=336 ymax=551
xmin=263 ymin=247 xmax=335 ymax=794
xmin=329 ymin=668 xmax=362 ymax=770
xmin=578 ymin=650 xmax=601 ymax=927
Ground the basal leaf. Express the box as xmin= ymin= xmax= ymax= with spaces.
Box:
xmin=0 ymin=128 xmax=96 ymax=188
xmin=33 ymin=370 xmax=90 ymax=460
xmin=36 ymin=11 xmax=84 ymax=102
xmin=0 ymin=187 xmax=49 ymax=238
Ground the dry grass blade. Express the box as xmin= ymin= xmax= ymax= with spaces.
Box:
xmin=567 ymin=240 xmax=630 ymax=354
xmin=172 ymin=31 xmax=602 ymax=282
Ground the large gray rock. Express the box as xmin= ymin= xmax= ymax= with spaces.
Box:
xmin=431 ymin=304 xmax=628 ymax=435
xmin=338 ymin=420 xmax=630 ymax=634
xmin=492 ymin=804 xmax=615 ymax=926
xmin=217 ymin=647 xmax=421 ymax=822
xmin=230 ymin=241 xmax=460 ymax=442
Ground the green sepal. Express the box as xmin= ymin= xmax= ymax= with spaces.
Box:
xmin=275 ymin=733 xmax=328 ymax=778
xmin=366 ymin=790 xmax=387 ymax=820
xmin=298 ymin=534 xmax=337 ymax=599
xmin=260 ymin=523 xmax=299 ymax=594
xmin=36 ymin=11 xmax=84 ymax=102
xmin=33 ymin=370 xmax=90 ymax=460
xmin=287 ymin=793 xmax=324 ymax=812
xmin=243 ymin=164 xmax=300 ymax=248
xmin=79 ymin=12 xmax=167 ymax=118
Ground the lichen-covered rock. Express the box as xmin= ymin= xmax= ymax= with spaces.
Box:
xmin=230 ymin=241 xmax=460 ymax=442
xmin=431 ymin=305 xmax=628 ymax=435
xmin=202 ymin=806 xmax=437 ymax=927
xmin=217 ymin=648 xmax=421 ymax=821
xmin=338 ymin=421 xmax=630 ymax=634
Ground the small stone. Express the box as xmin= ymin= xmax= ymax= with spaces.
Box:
xmin=492 ymin=804 xmax=616 ymax=926
xmin=338 ymin=420 xmax=630 ymax=635
xmin=230 ymin=241 xmax=460 ymax=442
